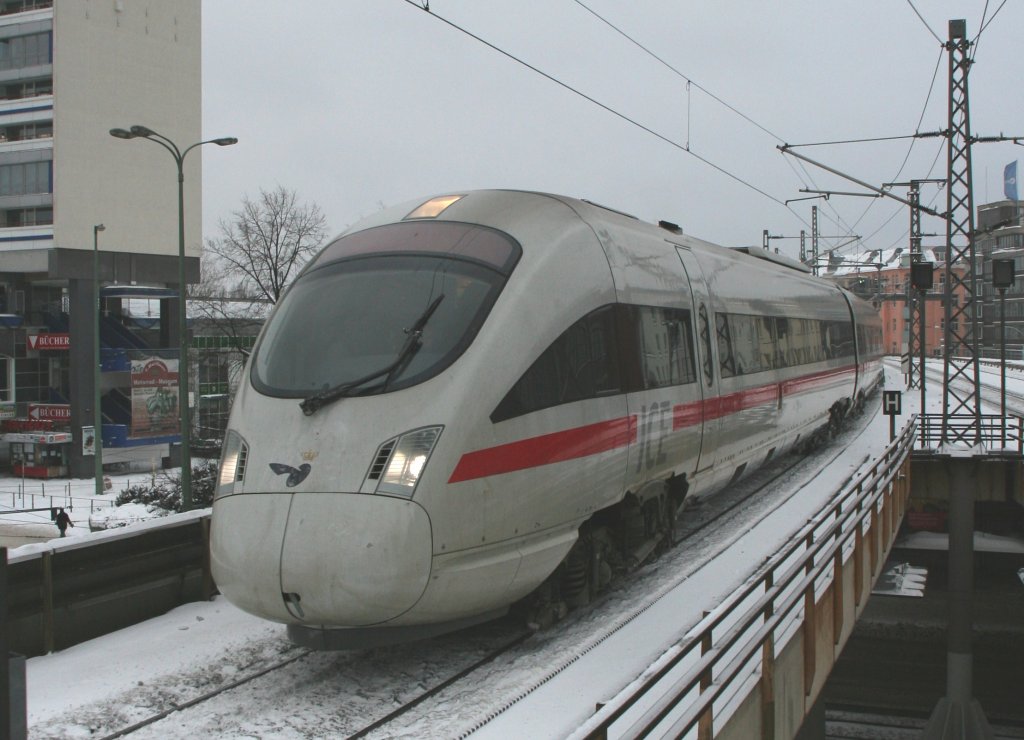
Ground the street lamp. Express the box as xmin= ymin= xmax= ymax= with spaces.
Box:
xmin=93 ymin=223 xmax=105 ymax=499
xmin=109 ymin=125 xmax=237 ymax=510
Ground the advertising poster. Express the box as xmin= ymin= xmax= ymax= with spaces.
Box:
xmin=130 ymin=357 xmax=179 ymax=438
xmin=82 ymin=425 xmax=96 ymax=456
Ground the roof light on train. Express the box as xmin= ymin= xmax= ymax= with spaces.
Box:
xmin=405 ymin=195 xmax=463 ymax=219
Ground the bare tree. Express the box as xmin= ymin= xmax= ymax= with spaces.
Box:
xmin=204 ymin=185 xmax=329 ymax=304
xmin=190 ymin=257 xmax=268 ymax=355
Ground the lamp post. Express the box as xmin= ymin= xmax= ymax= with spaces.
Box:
xmin=109 ymin=125 xmax=237 ymax=509
xmin=93 ymin=223 xmax=105 ymax=499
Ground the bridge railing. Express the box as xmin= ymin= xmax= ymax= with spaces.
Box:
xmin=915 ymin=413 xmax=1023 ymax=453
xmin=571 ymin=419 xmax=916 ymax=740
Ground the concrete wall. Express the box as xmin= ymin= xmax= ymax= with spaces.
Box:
xmin=52 ymin=0 xmax=201 ymax=257
xmin=911 ymin=455 xmax=1022 ymax=506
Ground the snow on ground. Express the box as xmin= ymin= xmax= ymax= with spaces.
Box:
xmin=7 ymin=360 xmax=1024 ymax=737
xmin=27 ymin=598 xmax=281 ymax=732
xmin=0 ymin=464 xmax=209 ymax=547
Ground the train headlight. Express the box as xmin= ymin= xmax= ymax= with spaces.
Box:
xmin=216 ymin=429 xmax=249 ymax=500
xmin=373 ymin=426 xmax=442 ymax=497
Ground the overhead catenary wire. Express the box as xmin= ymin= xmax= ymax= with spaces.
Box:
xmin=571 ymin=0 xmax=786 ymax=145
xmin=405 ymin=0 xmax=907 ymax=246
xmin=403 ymin=0 xmax=790 ymax=208
xmin=972 ymin=0 xmax=1009 ymax=62
xmin=860 ymin=0 xmax=1003 ymax=255
xmin=406 ymin=2 xmax=1011 ymax=258
xmin=844 ymin=48 xmax=946 ymax=249
xmin=906 ymin=0 xmax=944 ymax=45
xmin=569 ymin=0 xmax=857 ymax=241
xmin=849 ymin=141 xmax=946 ymax=254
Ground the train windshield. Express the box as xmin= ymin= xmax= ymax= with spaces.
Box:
xmin=250 ymin=221 xmax=520 ymax=399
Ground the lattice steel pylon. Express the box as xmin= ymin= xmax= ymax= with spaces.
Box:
xmin=941 ymin=19 xmax=983 ymax=447
xmin=908 ymin=184 xmax=924 ymax=389
xmin=887 ymin=178 xmax=944 ymax=389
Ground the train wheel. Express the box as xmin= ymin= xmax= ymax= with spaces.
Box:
xmin=622 ymin=482 xmax=671 ymax=567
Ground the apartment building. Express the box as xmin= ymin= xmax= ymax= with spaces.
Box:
xmin=823 ymin=247 xmax=966 ymax=358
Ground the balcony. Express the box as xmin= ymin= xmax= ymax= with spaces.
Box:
xmin=0 ymin=93 xmax=52 ymax=119
xmin=0 ymin=1 xmax=52 ymax=28
xmin=0 ymin=222 xmax=52 ymax=245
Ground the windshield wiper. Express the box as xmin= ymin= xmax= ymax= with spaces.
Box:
xmin=299 ymin=294 xmax=445 ymax=416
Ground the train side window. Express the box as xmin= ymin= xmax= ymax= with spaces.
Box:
xmin=757 ymin=316 xmax=776 ymax=371
xmin=789 ymin=318 xmax=818 ymax=365
xmin=729 ymin=314 xmax=762 ymax=375
xmin=491 ymin=305 xmax=620 ymax=422
xmin=775 ymin=317 xmax=791 ymax=368
xmin=830 ymin=320 xmax=856 ymax=359
xmin=716 ymin=312 xmax=736 ymax=378
xmin=631 ymin=306 xmax=696 ymax=389
xmin=697 ymin=305 xmax=713 ymax=387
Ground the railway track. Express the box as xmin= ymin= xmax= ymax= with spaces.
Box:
xmin=96 ymin=646 xmax=313 ymax=740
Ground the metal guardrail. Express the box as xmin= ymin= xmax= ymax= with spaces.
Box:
xmin=0 ymin=486 xmax=115 ymax=517
xmin=4 ymin=513 xmax=213 ymax=658
xmin=915 ymin=413 xmax=1024 ymax=453
xmin=572 ymin=420 xmax=916 ymax=739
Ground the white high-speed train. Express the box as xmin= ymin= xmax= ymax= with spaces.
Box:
xmin=211 ymin=190 xmax=883 ymax=648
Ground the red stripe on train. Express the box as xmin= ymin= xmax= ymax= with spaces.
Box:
xmin=449 ymin=365 xmax=857 ymax=483
xmin=447 ymin=416 xmax=638 ymax=483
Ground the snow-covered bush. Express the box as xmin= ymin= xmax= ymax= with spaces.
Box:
xmin=114 ymin=460 xmax=218 ymax=512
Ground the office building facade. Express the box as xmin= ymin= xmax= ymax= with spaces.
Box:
xmin=0 ymin=0 xmax=201 ymax=477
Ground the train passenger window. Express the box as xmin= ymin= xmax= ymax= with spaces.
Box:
xmin=788 ymin=318 xmax=818 ymax=365
xmin=716 ymin=313 xmax=736 ymax=378
xmin=491 ymin=303 xmax=700 ymax=422
xmin=829 ymin=320 xmax=856 ymax=359
xmin=775 ymin=317 xmax=791 ymax=368
xmin=720 ymin=312 xmax=850 ymax=375
xmin=631 ymin=306 xmax=696 ymax=389
xmin=697 ymin=305 xmax=713 ymax=387
xmin=728 ymin=315 xmax=762 ymax=375
xmin=491 ymin=305 xmax=620 ymax=422
xmin=757 ymin=316 xmax=776 ymax=371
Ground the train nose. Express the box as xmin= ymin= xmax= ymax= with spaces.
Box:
xmin=212 ymin=492 xmax=432 ymax=626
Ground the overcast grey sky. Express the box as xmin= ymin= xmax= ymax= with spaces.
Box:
xmin=200 ymin=2 xmax=1024 ymax=262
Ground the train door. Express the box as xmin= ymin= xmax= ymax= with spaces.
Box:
xmin=674 ymin=247 xmax=721 ymax=476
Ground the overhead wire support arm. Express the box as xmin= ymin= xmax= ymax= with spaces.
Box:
xmin=800 ymin=188 xmax=882 ymax=199
xmin=825 ymin=237 xmax=864 ymax=253
xmin=785 ymin=194 xmax=829 ymax=206
xmin=778 ymin=144 xmax=945 ymax=218
xmin=972 ymin=133 xmax=1024 ymax=144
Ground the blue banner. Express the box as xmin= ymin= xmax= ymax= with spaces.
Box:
xmin=1006 ymin=160 xmax=1019 ymax=201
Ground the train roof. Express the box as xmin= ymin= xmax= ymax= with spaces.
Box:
xmin=337 ymin=189 xmax=814 ymax=279
xmin=729 ymin=246 xmax=812 ymax=274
